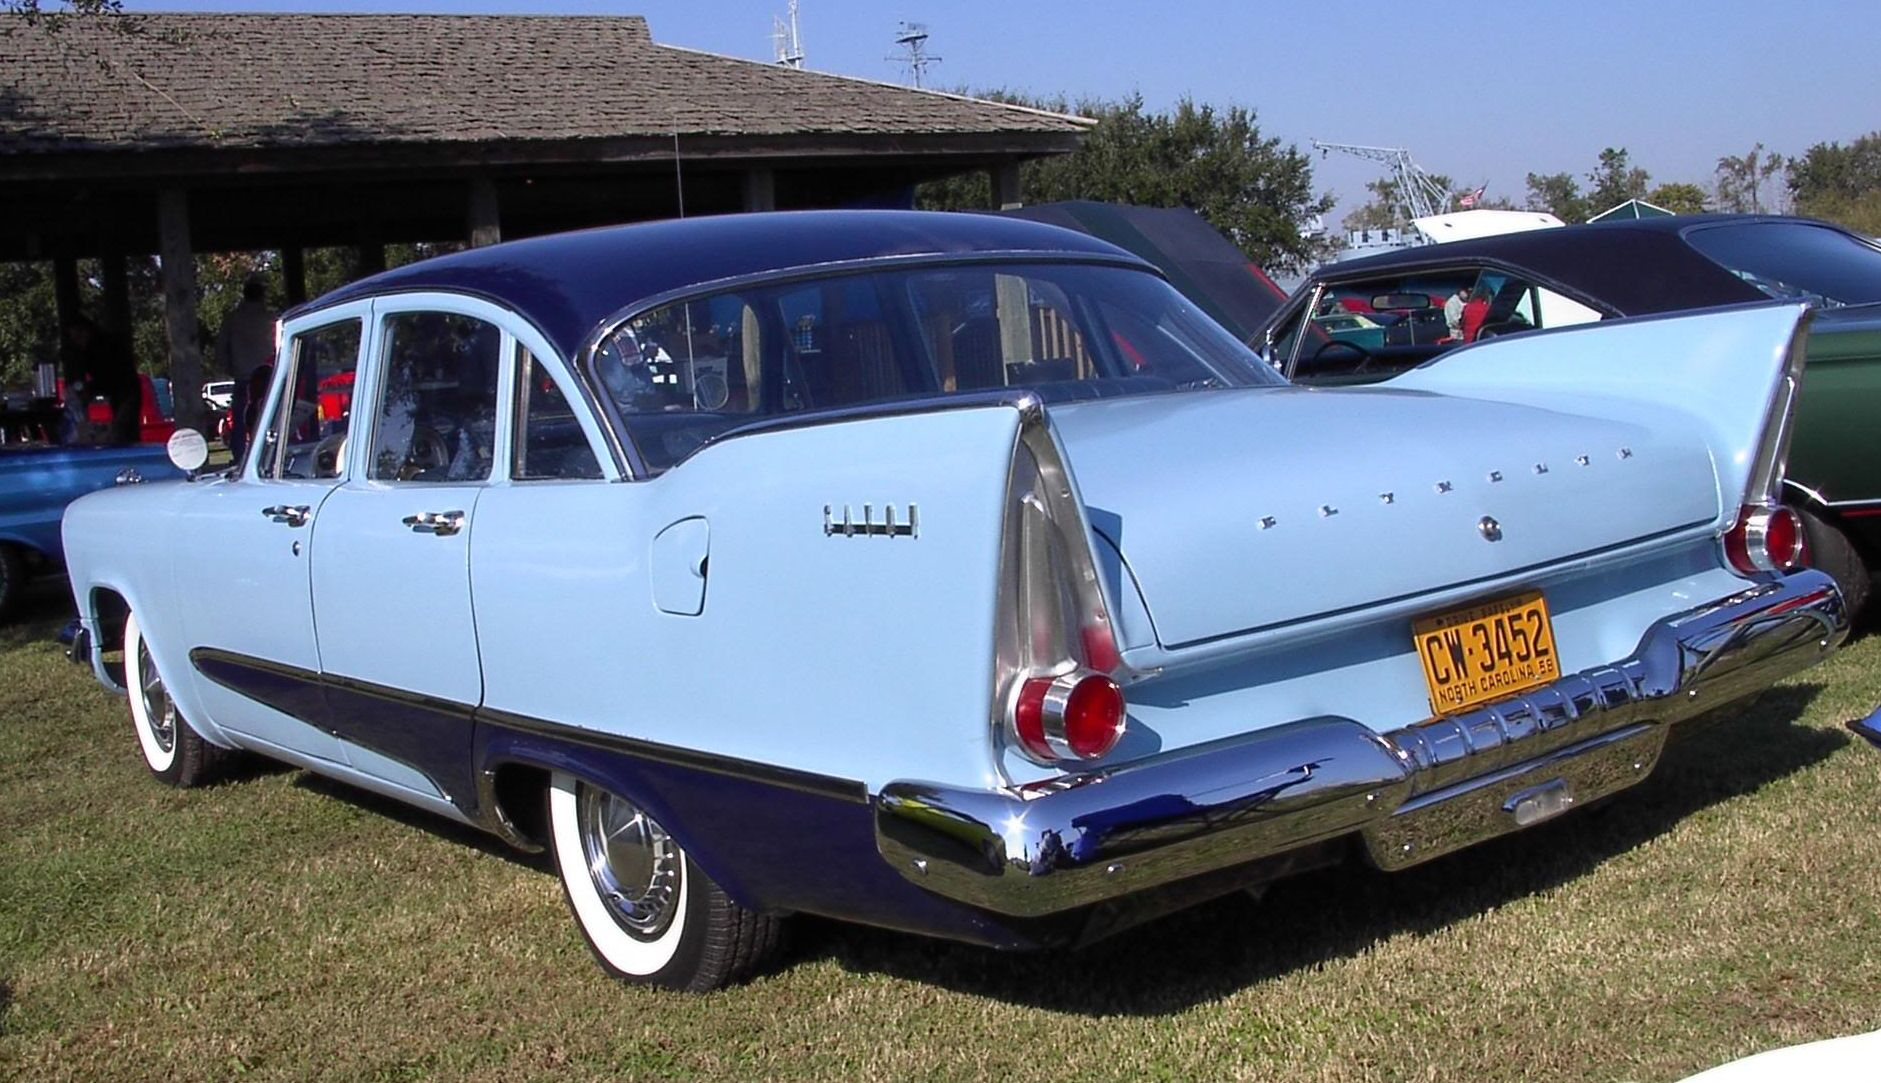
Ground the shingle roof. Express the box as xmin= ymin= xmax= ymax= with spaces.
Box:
xmin=0 ymin=12 xmax=1090 ymax=155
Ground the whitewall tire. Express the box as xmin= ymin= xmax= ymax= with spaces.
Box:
xmin=547 ymin=770 xmax=782 ymax=992
xmin=124 ymin=611 xmax=225 ymax=787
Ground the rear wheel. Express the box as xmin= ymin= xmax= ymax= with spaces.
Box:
xmin=547 ymin=771 xmax=781 ymax=992
xmin=1800 ymin=510 xmax=1871 ymax=621
xmin=124 ymin=611 xmax=227 ymax=787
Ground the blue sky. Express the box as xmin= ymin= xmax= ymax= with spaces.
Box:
xmin=121 ymin=1 xmax=1877 ymax=225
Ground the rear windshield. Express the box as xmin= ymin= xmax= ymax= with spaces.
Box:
xmin=1684 ymin=221 xmax=1881 ymax=307
xmin=590 ymin=261 xmax=1281 ymax=473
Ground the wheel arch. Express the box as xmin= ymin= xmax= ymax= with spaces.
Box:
xmin=473 ymin=726 xmax=777 ymax=913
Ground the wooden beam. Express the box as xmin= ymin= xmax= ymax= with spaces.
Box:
xmin=467 ymin=178 xmax=501 ymax=247
xmin=742 ymin=168 xmax=776 ymax=213
xmin=282 ymin=246 xmax=307 ymax=306
xmin=158 ymin=189 xmax=207 ymax=432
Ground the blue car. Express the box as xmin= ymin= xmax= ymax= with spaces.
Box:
xmin=60 ymin=211 xmax=1874 ymax=992
xmin=0 ymin=443 xmax=179 ymax=620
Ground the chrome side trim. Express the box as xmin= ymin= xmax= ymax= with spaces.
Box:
xmin=875 ymin=570 xmax=1849 ymax=918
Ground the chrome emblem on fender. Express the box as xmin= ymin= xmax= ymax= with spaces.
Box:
xmin=824 ymin=503 xmax=918 ymax=539
xmin=1479 ymin=516 xmax=1503 ymax=542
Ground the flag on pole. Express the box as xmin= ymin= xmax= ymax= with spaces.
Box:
xmin=1459 ymin=185 xmax=1487 ymax=209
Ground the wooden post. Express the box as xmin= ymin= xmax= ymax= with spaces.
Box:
xmin=742 ymin=168 xmax=776 ymax=213
xmin=158 ymin=189 xmax=207 ymax=432
xmin=101 ymin=254 xmax=132 ymax=347
xmin=52 ymin=253 xmax=80 ymax=392
xmin=468 ymin=178 xmax=502 ymax=248
xmin=282 ymin=246 xmax=307 ymax=306
xmin=990 ymin=163 xmax=1023 ymax=210
xmin=355 ymin=240 xmax=385 ymax=278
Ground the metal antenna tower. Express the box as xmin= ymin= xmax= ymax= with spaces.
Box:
xmin=1311 ymin=139 xmax=1454 ymax=223
xmin=771 ymin=0 xmax=803 ymax=68
xmin=888 ymin=22 xmax=940 ymax=88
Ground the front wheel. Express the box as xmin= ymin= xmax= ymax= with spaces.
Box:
xmin=125 ymin=611 xmax=228 ymax=787
xmin=548 ymin=772 xmax=781 ymax=992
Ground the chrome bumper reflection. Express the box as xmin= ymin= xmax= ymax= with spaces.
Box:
xmin=874 ymin=571 xmax=1849 ymax=918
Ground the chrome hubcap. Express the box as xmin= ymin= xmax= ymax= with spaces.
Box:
xmin=136 ymin=637 xmax=176 ymax=754
xmin=578 ymin=785 xmax=681 ymax=939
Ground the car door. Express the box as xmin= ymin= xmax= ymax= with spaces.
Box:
xmin=175 ymin=303 xmax=368 ymax=762
xmin=308 ymin=296 xmax=507 ymax=803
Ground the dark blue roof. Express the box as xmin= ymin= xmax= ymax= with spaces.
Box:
xmin=300 ymin=210 xmax=1146 ymax=360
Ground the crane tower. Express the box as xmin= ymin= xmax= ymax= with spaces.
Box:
xmin=1311 ymin=140 xmax=1455 ymax=223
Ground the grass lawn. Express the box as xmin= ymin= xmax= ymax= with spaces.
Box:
xmin=2 ymin=577 xmax=1877 ymax=1083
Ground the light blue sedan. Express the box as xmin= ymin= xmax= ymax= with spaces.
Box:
xmin=61 ymin=211 xmax=1876 ymax=991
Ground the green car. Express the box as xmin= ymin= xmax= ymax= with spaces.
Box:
xmin=1257 ymin=215 xmax=1881 ymax=616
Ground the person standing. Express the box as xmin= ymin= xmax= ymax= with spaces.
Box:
xmin=216 ymin=276 xmax=278 ymax=460
xmin=1443 ymin=283 xmax=1470 ymax=342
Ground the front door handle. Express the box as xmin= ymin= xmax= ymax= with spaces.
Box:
xmin=402 ymin=510 xmax=465 ymax=537
xmin=262 ymin=504 xmax=311 ymax=527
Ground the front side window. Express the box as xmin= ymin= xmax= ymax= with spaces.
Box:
xmin=591 ymin=262 xmax=1277 ymax=473
xmin=368 ymin=312 xmax=502 ymax=482
xmin=256 ymin=317 xmax=359 ymax=480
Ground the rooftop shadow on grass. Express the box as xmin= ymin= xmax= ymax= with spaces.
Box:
xmin=0 ymin=975 xmax=11 ymax=1036
xmin=795 ymin=681 xmax=1847 ymax=1016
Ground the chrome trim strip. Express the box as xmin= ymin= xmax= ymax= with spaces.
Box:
xmin=477 ymin=707 xmax=870 ymax=805
xmin=875 ymin=570 xmax=1851 ymax=917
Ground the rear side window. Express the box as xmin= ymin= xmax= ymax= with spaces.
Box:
xmin=591 ymin=262 xmax=1277 ymax=473
xmin=1684 ymin=221 xmax=1881 ymax=306
xmin=368 ymin=312 xmax=502 ymax=483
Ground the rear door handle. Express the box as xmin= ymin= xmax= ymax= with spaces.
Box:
xmin=262 ymin=504 xmax=311 ymax=527
xmin=402 ymin=510 xmax=465 ymax=537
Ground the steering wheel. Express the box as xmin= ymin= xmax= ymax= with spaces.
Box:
xmin=399 ymin=424 xmax=450 ymax=481
xmin=311 ymin=432 xmax=348 ymax=479
xmin=1310 ymin=338 xmax=1374 ymax=373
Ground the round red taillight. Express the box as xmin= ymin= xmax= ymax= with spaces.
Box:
xmin=1724 ymin=504 xmax=1809 ymax=575
xmin=1012 ymin=677 xmax=1051 ymax=760
xmin=1762 ymin=507 xmax=1806 ymax=569
xmin=1009 ymin=671 xmax=1127 ymax=764
xmin=1062 ymin=674 xmax=1125 ymax=760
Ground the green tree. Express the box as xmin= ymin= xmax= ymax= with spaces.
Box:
xmin=1714 ymin=143 xmax=1783 ymax=213
xmin=1788 ymin=131 xmax=1881 ymax=234
xmin=1587 ymin=147 xmax=1650 ymax=213
xmin=1524 ymin=171 xmax=1591 ymax=223
xmin=1645 ymin=182 xmax=1709 ymax=214
xmin=918 ymin=92 xmax=1336 ymax=274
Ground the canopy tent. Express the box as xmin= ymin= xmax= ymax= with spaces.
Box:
xmin=1588 ymin=199 xmax=1676 ymax=223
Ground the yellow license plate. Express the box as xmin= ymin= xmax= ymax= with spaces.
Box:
xmin=1413 ymin=591 xmax=1560 ymax=716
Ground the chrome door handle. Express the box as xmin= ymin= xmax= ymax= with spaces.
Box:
xmin=262 ymin=504 xmax=311 ymax=527
xmin=402 ymin=510 xmax=465 ymax=537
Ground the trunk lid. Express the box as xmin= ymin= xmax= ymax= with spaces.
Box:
xmin=1048 ymin=385 xmax=1720 ymax=649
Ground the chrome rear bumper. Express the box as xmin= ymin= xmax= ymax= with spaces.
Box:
xmin=874 ymin=571 xmax=1850 ymax=918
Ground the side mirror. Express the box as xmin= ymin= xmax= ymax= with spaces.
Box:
xmin=166 ymin=428 xmax=209 ymax=475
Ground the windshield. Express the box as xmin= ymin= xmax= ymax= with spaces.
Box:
xmin=590 ymin=261 xmax=1282 ymax=473
xmin=1683 ymin=221 xmax=1881 ymax=307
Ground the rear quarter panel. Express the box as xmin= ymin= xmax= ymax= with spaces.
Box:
xmin=471 ymin=405 xmax=1026 ymax=792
